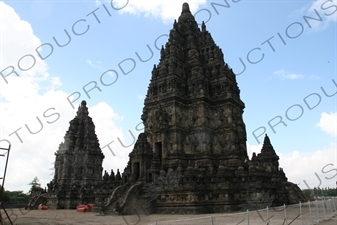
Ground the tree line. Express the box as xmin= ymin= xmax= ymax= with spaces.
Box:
xmin=302 ymin=187 xmax=337 ymax=199
xmin=1 ymin=176 xmax=41 ymax=207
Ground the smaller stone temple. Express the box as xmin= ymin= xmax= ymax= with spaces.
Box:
xmin=46 ymin=100 xmax=127 ymax=209
xmin=46 ymin=101 xmax=105 ymax=209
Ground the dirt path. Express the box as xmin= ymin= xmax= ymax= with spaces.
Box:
xmin=319 ymin=216 xmax=337 ymax=225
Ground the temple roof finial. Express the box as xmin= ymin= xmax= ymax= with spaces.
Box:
xmin=77 ymin=100 xmax=89 ymax=118
xmin=182 ymin=2 xmax=190 ymax=13
xmin=202 ymin=21 xmax=206 ymax=32
xmin=263 ymin=133 xmax=271 ymax=145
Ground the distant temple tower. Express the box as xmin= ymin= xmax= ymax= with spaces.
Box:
xmin=47 ymin=101 xmax=105 ymax=209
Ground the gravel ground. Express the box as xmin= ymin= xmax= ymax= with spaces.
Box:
xmin=1 ymin=208 xmax=337 ymax=225
xmin=319 ymin=216 xmax=337 ymax=225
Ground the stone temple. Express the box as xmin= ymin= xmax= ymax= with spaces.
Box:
xmin=46 ymin=3 xmax=305 ymax=213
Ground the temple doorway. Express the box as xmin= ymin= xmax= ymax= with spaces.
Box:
xmin=155 ymin=142 xmax=162 ymax=162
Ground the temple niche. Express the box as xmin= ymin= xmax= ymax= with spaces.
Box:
xmin=45 ymin=2 xmax=305 ymax=214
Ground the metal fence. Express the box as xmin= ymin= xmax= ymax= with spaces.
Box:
xmin=149 ymin=198 xmax=337 ymax=225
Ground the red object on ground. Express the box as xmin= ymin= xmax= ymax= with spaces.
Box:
xmin=76 ymin=204 xmax=94 ymax=212
xmin=76 ymin=207 xmax=89 ymax=212
xmin=38 ymin=205 xmax=48 ymax=210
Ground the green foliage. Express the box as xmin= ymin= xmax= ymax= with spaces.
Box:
xmin=302 ymin=187 xmax=337 ymax=198
xmin=0 ymin=185 xmax=10 ymax=203
xmin=29 ymin=176 xmax=41 ymax=189
xmin=322 ymin=187 xmax=337 ymax=197
xmin=0 ymin=184 xmax=29 ymax=205
xmin=301 ymin=189 xmax=314 ymax=198
xmin=0 ymin=185 xmax=29 ymax=205
xmin=28 ymin=176 xmax=41 ymax=195
xmin=3 ymin=190 xmax=29 ymax=204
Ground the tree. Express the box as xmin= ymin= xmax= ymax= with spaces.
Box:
xmin=4 ymin=190 xmax=29 ymax=204
xmin=0 ymin=185 xmax=10 ymax=203
xmin=301 ymin=189 xmax=314 ymax=199
xmin=28 ymin=177 xmax=41 ymax=195
xmin=0 ymin=185 xmax=29 ymax=205
xmin=322 ymin=187 xmax=337 ymax=197
xmin=302 ymin=187 xmax=337 ymax=198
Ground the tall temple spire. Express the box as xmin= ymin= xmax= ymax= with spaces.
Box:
xmin=142 ymin=1 xmax=247 ymax=160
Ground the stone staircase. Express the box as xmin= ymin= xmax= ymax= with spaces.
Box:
xmin=100 ymin=181 xmax=145 ymax=215
xmin=26 ymin=191 xmax=47 ymax=210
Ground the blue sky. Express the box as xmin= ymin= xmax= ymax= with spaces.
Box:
xmin=0 ymin=0 xmax=336 ymax=192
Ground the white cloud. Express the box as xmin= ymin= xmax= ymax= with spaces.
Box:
xmin=317 ymin=112 xmax=337 ymax=137
xmin=112 ymin=0 xmax=207 ymax=23
xmin=308 ymin=0 xmax=337 ymax=30
xmin=89 ymin=102 xmax=132 ymax=172
xmin=279 ymin=142 xmax=337 ymax=189
xmin=87 ymin=58 xmax=104 ymax=70
xmin=0 ymin=2 xmax=128 ymax=192
xmin=137 ymin=94 xmax=145 ymax=100
xmin=272 ymin=69 xmax=320 ymax=80
xmin=86 ymin=59 xmax=93 ymax=67
xmin=0 ymin=2 xmax=48 ymax=81
xmin=308 ymin=74 xmax=321 ymax=80
xmin=273 ymin=70 xmax=304 ymax=80
xmin=290 ymin=0 xmax=337 ymax=31
xmin=95 ymin=0 xmax=101 ymax=7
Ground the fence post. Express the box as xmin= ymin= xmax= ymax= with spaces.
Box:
xmin=247 ymin=209 xmax=249 ymax=225
xmin=316 ymin=200 xmax=319 ymax=222
xmin=309 ymin=200 xmax=311 ymax=219
xmin=267 ymin=206 xmax=269 ymax=222
xmin=283 ymin=204 xmax=287 ymax=224
xmin=300 ymin=201 xmax=303 ymax=225
xmin=327 ymin=199 xmax=330 ymax=217
xmin=211 ymin=216 xmax=214 ymax=225
xmin=322 ymin=198 xmax=326 ymax=219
